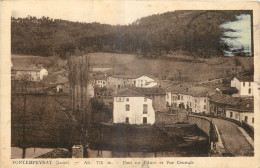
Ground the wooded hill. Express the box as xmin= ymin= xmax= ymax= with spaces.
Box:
xmin=11 ymin=10 xmax=252 ymax=59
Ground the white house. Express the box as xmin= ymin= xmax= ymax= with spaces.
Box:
xmin=106 ymin=74 xmax=157 ymax=89
xmin=94 ymin=77 xmax=107 ymax=88
xmin=12 ymin=66 xmax=48 ymax=82
xmin=231 ymin=76 xmax=254 ymax=96
xmin=134 ymin=75 xmax=157 ymax=88
xmin=113 ymin=88 xmax=155 ymax=124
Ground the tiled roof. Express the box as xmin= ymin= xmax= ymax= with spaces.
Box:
xmin=165 ymin=85 xmax=214 ymax=97
xmin=129 ymin=87 xmax=166 ymax=96
xmin=210 ymin=94 xmax=253 ymax=112
xmin=114 ymin=88 xmax=145 ymax=97
xmin=226 ymin=98 xmax=254 ymax=112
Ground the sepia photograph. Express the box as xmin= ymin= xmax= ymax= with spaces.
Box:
xmin=1 ymin=2 xmax=259 ymax=167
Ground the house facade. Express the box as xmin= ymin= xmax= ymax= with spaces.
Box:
xmin=106 ymin=74 xmax=157 ymax=89
xmin=134 ymin=75 xmax=157 ymax=88
xmin=231 ymin=76 xmax=254 ymax=96
xmin=113 ymin=88 xmax=155 ymax=124
xmin=94 ymin=79 xmax=107 ymax=88
xmin=225 ymin=98 xmax=254 ymax=127
xmin=166 ymin=86 xmax=210 ymax=114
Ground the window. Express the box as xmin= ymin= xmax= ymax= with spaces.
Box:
xmin=126 ymin=117 xmax=129 ymax=124
xmin=190 ymin=102 xmax=191 ymax=106
xmin=249 ymin=82 xmax=251 ymax=86
xmin=252 ymin=117 xmax=254 ymax=123
xmin=143 ymin=117 xmax=147 ymax=124
xmin=230 ymin=112 xmax=233 ymax=118
xmin=178 ymin=95 xmax=180 ymax=100
xmin=204 ymin=105 xmax=206 ymax=109
xmin=204 ymin=99 xmax=206 ymax=103
xmin=126 ymin=104 xmax=130 ymax=111
xmin=143 ymin=104 xmax=148 ymax=114
xmin=244 ymin=116 xmax=248 ymax=123
xmin=181 ymin=95 xmax=183 ymax=100
xmin=248 ymin=88 xmax=251 ymax=94
xmin=243 ymin=82 xmax=245 ymax=86
xmin=126 ymin=98 xmax=129 ymax=102
xmin=235 ymin=114 xmax=238 ymax=119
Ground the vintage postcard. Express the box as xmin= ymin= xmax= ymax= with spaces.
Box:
xmin=1 ymin=0 xmax=260 ymax=168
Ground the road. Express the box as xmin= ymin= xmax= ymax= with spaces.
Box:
xmin=211 ymin=117 xmax=253 ymax=156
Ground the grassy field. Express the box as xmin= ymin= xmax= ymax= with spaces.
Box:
xmin=12 ymin=53 xmax=253 ymax=83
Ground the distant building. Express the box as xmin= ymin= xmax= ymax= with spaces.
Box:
xmin=106 ymin=74 xmax=138 ymax=89
xmin=113 ymin=88 xmax=156 ymax=124
xmin=106 ymin=74 xmax=157 ymax=89
xmin=12 ymin=67 xmax=48 ymax=82
xmin=231 ymin=76 xmax=254 ymax=97
xmin=134 ymin=75 xmax=157 ymax=88
xmin=94 ymin=76 xmax=107 ymax=88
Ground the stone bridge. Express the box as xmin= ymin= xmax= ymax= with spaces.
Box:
xmin=188 ymin=115 xmax=220 ymax=155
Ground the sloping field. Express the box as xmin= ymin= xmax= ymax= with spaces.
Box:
xmin=11 ymin=53 xmax=253 ymax=83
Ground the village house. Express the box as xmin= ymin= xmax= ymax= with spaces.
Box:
xmin=113 ymin=88 xmax=155 ymax=124
xmin=94 ymin=76 xmax=107 ymax=88
xmin=166 ymin=85 xmax=213 ymax=114
xmin=231 ymin=76 xmax=254 ymax=97
xmin=11 ymin=66 xmax=48 ymax=82
xmin=106 ymin=74 xmax=138 ymax=89
xmin=134 ymin=75 xmax=158 ymax=88
xmin=129 ymin=87 xmax=167 ymax=112
xmin=209 ymin=94 xmax=246 ymax=117
xmin=225 ymin=98 xmax=254 ymax=127
xmin=106 ymin=74 xmax=157 ymax=89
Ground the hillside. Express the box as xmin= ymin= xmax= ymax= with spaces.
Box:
xmin=11 ymin=10 xmax=252 ymax=58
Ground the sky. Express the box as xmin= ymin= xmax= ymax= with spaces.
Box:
xmin=220 ymin=14 xmax=252 ymax=56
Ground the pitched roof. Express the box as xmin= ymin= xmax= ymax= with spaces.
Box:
xmin=108 ymin=74 xmax=141 ymax=79
xmin=209 ymin=94 xmax=253 ymax=112
xmin=235 ymin=75 xmax=253 ymax=82
xmin=114 ymin=88 xmax=145 ymax=97
xmin=209 ymin=94 xmax=238 ymax=105
xmin=165 ymin=85 xmax=214 ymax=97
xmin=129 ymin=87 xmax=166 ymax=96
xmin=226 ymin=98 xmax=254 ymax=112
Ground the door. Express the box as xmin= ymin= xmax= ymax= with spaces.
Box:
xmin=143 ymin=117 xmax=147 ymax=124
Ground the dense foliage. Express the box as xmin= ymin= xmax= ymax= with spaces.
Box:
xmin=11 ymin=10 xmax=252 ymax=59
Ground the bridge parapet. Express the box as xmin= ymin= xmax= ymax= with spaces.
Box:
xmin=188 ymin=115 xmax=220 ymax=155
